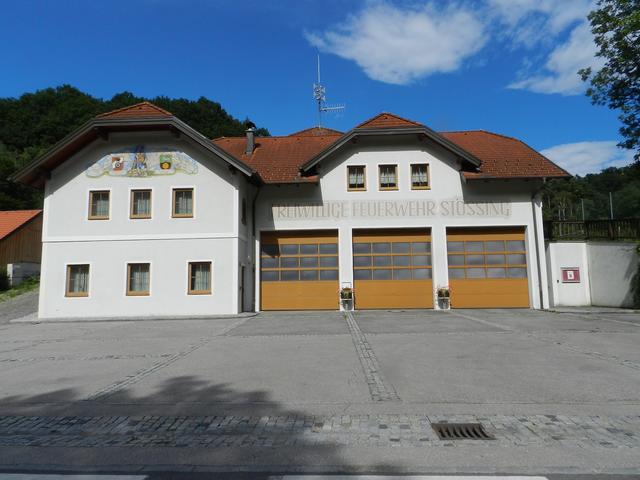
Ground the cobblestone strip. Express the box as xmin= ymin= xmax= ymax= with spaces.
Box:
xmin=0 ymin=414 xmax=638 ymax=449
xmin=344 ymin=311 xmax=400 ymax=402
xmin=84 ymin=317 xmax=252 ymax=401
xmin=84 ymin=337 xmax=213 ymax=401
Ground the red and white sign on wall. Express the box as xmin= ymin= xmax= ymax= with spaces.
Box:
xmin=561 ymin=267 xmax=581 ymax=283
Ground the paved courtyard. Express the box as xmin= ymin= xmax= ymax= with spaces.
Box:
xmin=0 ymin=293 xmax=639 ymax=476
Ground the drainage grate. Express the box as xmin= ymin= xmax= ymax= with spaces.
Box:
xmin=431 ymin=422 xmax=494 ymax=440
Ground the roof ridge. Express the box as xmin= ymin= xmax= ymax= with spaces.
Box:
xmin=288 ymin=126 xmax=344 ymax=137
xmin=96 ymin=101 xmax=173 ymax=118
xmin=356 ymin=112 xmax=423 ymax=129
xmin=440 ymin=129 xmax=524 ymax=142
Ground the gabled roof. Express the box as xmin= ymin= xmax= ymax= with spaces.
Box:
xmin=12 ymin=105 xmax=570 ymax=188
xmin=300 ymin=113 xmax=483 ymax=172
xmin=212 ymin=117 xmax=570 ymax=183
xmin=11 ymin=102 xmax=257 ymax=187
xmin=440 ymin=131 xmax=570 ymax=179
xmin=356 ymin=112 xmax=423 ymax=129
xmin=0 ymin=210 xmax=41 ymax=240
xmin=213 ymin=130 xmax=341 ymax=184
xmin=96 ymin=101 xmax=173 ymax=119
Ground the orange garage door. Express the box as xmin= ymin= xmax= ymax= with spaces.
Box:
xmin=353 ymin=229 xmax=433 ymax=309
xmin=260 ymin=231 xmax=339 ymax=310
xmin=447 ymin=227 xmax=530 ymax=308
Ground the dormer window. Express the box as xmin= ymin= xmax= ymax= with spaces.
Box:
xmin=378 ymin=165 xmax=398 ymax=190
xmin=347 ymin=165 xmax=366 ymax=191
xmin=411 ymin=164 xmax=430 ymax=190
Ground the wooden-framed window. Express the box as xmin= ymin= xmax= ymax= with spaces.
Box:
xmin=347 ymin=165 xmax=366 ymax=191
xmin=130 ymin=189 xmax=152 ymax=219
xmin=88 ymin=190 xmax=110 ymax=220
xmin=127 ymin=263 xmax=150 ymax=296
xmin=65 ymin=264 xmax=89 ymax=297
xmin=410 ymin=164 xmax=430 ymax=190
xmin=172 ymin=188 xmax=194 ymax=218
xmin=378 ymin=165 xmax=398 ymax=190
xmin=188 ymin=261 xmax=212 ymax=294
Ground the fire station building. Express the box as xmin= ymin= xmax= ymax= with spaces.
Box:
xmin=13 ymin=102 xmax=569 ymax=319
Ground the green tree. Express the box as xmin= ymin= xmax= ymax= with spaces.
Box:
xmin=580 ymin=0 xmax=640 ymax=160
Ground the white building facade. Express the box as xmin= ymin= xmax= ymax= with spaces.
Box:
xmin=14 ymin=104 xmax=569 ymax=319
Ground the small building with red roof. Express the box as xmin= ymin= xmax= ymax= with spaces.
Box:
xmin=12 ymin=103 xmax=569 ymax=318
xmin=0 ymin=210 xmax=42 ymax=285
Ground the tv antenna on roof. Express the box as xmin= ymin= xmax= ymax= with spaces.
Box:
xmin=313 ymin=53 xmax=345 ymax=127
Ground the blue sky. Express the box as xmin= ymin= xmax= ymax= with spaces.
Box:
xmin=0 ymin=0 xmax=634 ymax=175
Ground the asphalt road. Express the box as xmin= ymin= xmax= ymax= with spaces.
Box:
xmin=0 ymin=292 xmax=638 ymax=476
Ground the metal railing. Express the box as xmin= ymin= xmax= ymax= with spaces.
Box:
xmin=544 ymin=219 xmax=640 ymax=241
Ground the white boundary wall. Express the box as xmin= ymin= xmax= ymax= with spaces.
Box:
xmin=546 ymin=241 xmax=638 ymax=308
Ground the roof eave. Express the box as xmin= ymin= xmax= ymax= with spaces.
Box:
xmin=299 ymin=126 xmax=483 ymax=172
xmin=464 ymin=173 xmax=572 ymax=181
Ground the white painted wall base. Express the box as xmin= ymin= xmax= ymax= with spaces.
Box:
xmin=7 ymin=262 xmax=40 ymax=287
xmin=588 ymin=242 xmax=638 ymax=308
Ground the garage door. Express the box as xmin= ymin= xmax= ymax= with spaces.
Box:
xmin=353 ymin=229 xmax=433 ymax=309
xmin=260 ymin=231 xmax=339 ymax=310
xmin=447 ymin=228 xmax=529 ymax=308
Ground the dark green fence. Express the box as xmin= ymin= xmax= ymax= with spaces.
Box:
xmin=544 ymin=219 xmax=640 ymax=241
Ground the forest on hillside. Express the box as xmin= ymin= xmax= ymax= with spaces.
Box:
xmin=0 ymin=85 xmax=268 ymax=210
xmin=542 ymin=163 xmax=640 ymax=221
xmin=0 ymin=85 xmax=639 ymax=220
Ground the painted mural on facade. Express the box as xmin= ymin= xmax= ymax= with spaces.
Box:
xmin=86 ymin=146 xmax=198 ymax=178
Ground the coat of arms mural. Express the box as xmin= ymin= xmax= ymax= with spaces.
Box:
xmin=86 ymin=146 xmax=198 ymax=178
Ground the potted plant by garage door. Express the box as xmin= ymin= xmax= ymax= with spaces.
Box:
xmin=340 ymin=286 xmax=354 ymax=311
xmin=437 ymin=286 xmax=450 ymax=310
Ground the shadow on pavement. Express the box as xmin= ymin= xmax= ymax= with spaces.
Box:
xmin=0 ymin=375 xmax=401 ymax=477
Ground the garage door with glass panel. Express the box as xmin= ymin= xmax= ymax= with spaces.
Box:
xmin=353 ymin=229 xmax=433 ymax=309
xmin=260 ymin=231 xmax=339 ymax=310
xmin=447 ymin=228 xmax=529 ymax=308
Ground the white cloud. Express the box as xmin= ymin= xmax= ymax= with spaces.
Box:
xmin=507 ymin=22 xmax=605 ymax=95
xmin=487 ymin=0 xmax=593 ymax=46
xmin=305 ymin=0 xmax=602 ymax=95
xmin=541 ymin=141 xmax=635 ymax=176
xmin=305 ymin=1 xmax=486 ymax=85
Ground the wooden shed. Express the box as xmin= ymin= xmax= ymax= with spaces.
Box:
xmin=0 ymin=210 xmax=43 ymax=268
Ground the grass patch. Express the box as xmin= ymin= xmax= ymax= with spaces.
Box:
xmin=0 ymin=277 xmax=40 ymax=303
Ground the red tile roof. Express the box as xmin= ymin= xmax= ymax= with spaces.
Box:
xmin=91 ymin=104 xmax=567 ymax=183
xmin=440 ymin=130 xmax=570 ymax=179
xmin=0 ymin=210 xmax=41 ymax=240
xmin=213 ymin=131 xmax=342 ymax=183
xmin=289 ymin=127 xmax=343 ymax=137
xmin=97 ymin=102 xmax=173 ymax=119
xmin=356 ymin=112 xmax=423 ymax=129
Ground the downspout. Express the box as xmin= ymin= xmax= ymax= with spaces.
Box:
xmin=251 ymin=182 xmax=261 ymax=311
xmin=531 ymin=178 xmax=546 ymax=309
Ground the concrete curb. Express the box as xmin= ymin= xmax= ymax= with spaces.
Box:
xmin=10 ymin=312 xmax=258 ymax=324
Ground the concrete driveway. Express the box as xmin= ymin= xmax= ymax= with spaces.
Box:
xmin=0 ymin=294 xmax=639 ymax=475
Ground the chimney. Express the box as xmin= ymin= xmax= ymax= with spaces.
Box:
xmin=245 ymin=127 xmax=255 ymax=155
